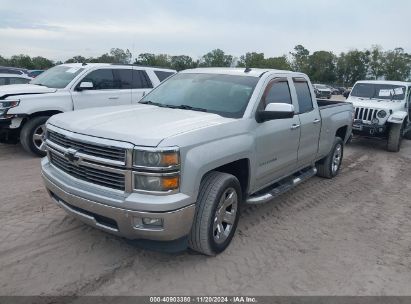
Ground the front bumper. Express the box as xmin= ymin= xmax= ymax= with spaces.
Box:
xmin=352 ymin=122 xmax=387 ymax=136
xmin=41 ymin=158 xmax=195 ymax=241
xmin=0 ymin=118 xmax=19 ymax=143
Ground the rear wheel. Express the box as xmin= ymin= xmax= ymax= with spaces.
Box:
xmin=188 ymin=171 xmax=241 ymax=256
xmin=20 ymin=116 xmax=49 ymax=157
xmin=316 ymin=137 xmax=344 ymax=179
xmin=387 ymin=123 xmax=404 ymax=152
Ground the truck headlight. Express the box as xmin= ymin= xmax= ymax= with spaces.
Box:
xmin=133 ymin=149 xmax=179 ymax=168
xmin=133 ymin=173 xmax=179 ymax=192
xmin=377 ymin=110 xmax=387 ymax=118
xmin=0 ymin=100 xmax=20 ymax=109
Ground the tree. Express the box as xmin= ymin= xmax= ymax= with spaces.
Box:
xmin=0 ymin=55 xmax=8 ymax=66
xmin=134 ymin=53 xmax=171 ymax=68
xmin=170 ymin=55 xmax=197 ymax=71
xmin=368 ymin=45 xmax=385 ymax=80
xmin=337 ymin=50 xmax=369 ymax=86
xmin=384 ymin=48 xmax=411 ymax=81
xmin=200 ymin=49 xmax=233 ymax=67
xmin=237 ymin=52 xmax=265 ymax=68
xmin=9 ymin=55 xmax=33 ymax=69
xmin=290 ymin=45 xmax=310 ymax=73
xmin=308 ymin=51 xmax=337 ymax=83
xmin=109 ymin=48 xmax=132 ymax=64
xmin=265 ymin=55 xmax=292 ymax=70
xmin=31 ymin=56 xmax=54 ymax=69
xmin=65 ymin=55 xmax=87 ymax=64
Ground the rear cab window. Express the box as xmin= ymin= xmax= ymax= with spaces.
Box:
xmin=154 ymin=70 xmax=175 ymax=82
xmin=293 ymin=77 xmax=314 ymax=113
xmin=132 ymin=70 xmax=153 ymax=89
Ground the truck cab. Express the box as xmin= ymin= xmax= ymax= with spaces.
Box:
xmin=347 ymin=80 xmax=411 ymax=152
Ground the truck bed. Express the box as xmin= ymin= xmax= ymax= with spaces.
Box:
xmin=317 ymin=99 xmax=349 ymax=109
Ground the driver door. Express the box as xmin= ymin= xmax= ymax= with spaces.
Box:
xmin=254 ymin=77 xmax=301 ymax=190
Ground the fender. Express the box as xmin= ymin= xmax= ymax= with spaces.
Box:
xmin=387 ymin=110 xmax=408 ymax=124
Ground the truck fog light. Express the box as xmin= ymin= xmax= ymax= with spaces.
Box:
xmin=142 ymin=217 xmax=163 ymax=227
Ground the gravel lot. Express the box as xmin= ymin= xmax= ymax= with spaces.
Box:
xmin=1 ymin=134 xmax=411 ymax=296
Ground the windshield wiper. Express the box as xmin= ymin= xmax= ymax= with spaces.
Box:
xmin=173 ymin=105 xmax=208 ymax=112
xmin=139 ymin=100 xmax=167 ymax=107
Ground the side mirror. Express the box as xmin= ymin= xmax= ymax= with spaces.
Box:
xmin=256 ymin=103 xmax=295 ymax=123
xmin=78 ymin=81 xmax=93 ymax=91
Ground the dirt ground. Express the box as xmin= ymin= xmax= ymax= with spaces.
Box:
xmin=1 ymin=136 xmax=411 ymax=296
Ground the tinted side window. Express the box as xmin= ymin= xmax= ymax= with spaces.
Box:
xmin=154 ymin=71 xmax=174 ymax=82
xmin=82 ymin=69 xmax=116 ymax=90
xmin=0 ymin=77 xmax=7 ymax=85
xmin=114 ymin=69 xmax=132 ymax=89
xmin=132 ymin=70 xmax=153 ymax=89
xmin=262 ymin=80 xmax=292 ymax=108
xmin=9 ymin=77 xmax=30 ymax=84
xmin=0 ymin=69 xmax=21 ymax=75
xmin=294 ymin=81 xmax=314 ymax=113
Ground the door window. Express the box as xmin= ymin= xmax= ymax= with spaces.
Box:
xmin=154 ymin=70 xmax=175 ymax=82
xmin=293 ymin=79 xmax=314 ymax=113
xmin=132 ymin=70 xmax=153 ymax=89
xmin=113 ymin=69 xmax=132 ymax=89
xmin=81 ymin=69 xmax=116 ymax=90
xmin=9 ymin=77 xmax=30 ymax=84
xmin=261 ymin=79 xmax=292 ymax=109
xmin=0 ymin=77 xmax=7 ymax=85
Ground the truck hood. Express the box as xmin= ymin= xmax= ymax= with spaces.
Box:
xmin=48 ymin=104 xmax=233 ymax=147
xmin=0 ymin=84 xmax=57 ymax=99
xmin=346 ymin=96 xmax=404 ymax=111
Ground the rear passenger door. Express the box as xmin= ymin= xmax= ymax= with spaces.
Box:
xmin=254 ymin=77 xmax=301 ymax=189
xmin=292 ymin=78 xmax=321 ymax=165
xmin=131 ymin=69 xmax=153 ymax=103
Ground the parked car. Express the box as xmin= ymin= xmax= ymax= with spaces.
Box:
xmin=314 ymin=84 xmax=332 ymax=99
xmin=0 ymin=63 xmax=176 ymax=155
xmin=0 ymin=66 xmax=29 ymax=76
xmin=347 ymin=80 xmax=411 ymax=152
xmin=41 ymin=67 xmax=353 ymax=255
xmin=27 ymin=70 xmax=45 ymax=78
xmin=0 ymin=74 xmax=32 ymax=86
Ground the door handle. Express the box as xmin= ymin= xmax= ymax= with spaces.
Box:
xmin=108 ymin=96 xmax=119 ymax=100
xmin=313 ymin=119 xmax=321 ymax=124
xmin=291 ymin=124 xmax=300 ymax=130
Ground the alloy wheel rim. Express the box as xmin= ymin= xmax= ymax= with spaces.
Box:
xmin=332 ymin=144 xmax=342 ymax=174
xmin=213 ymin=187 xmax=238 ymax=244
xmin=32 ymin=124 xmax=47 ymax=151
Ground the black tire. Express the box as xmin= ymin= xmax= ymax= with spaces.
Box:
xmin=188 ymin=171 xmax=241 ymax=256
xmin=20 ymin=116 xmax=49 ymax=157
xmin=404 ymin=130 xmax=411 ymax=140
xmin=316 ymin=137 xmax=344 ymax=179
xmin=387 ymin=123 xmax=403 ymax=152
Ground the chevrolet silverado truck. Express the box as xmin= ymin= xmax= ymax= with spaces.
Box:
xmin=347 ymin=80 xmax=411 ymax=152
xmin=41 ymin=68 xmax=353 ymax=255
xmin=0 ymin=63 xmax=176 ymax=156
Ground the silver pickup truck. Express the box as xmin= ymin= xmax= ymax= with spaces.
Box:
xmin=41 ymin=68 xmax=353 ymax=255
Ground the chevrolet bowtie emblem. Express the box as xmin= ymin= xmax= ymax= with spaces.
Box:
xmin=64 ymin=148 xmax=79 ymax=163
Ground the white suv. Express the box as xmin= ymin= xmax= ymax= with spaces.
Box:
xmin=347 ymin=80 xmax=411 ymax=152
xmin=0 ymin=63 xmax=176 ymax=156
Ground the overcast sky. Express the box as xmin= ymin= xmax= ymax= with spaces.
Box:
xmin=0 ymin=0 xmax=410 ymax=61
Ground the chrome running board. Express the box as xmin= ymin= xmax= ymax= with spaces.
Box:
xmin=246 ymin=167 xmax=317 ymax=204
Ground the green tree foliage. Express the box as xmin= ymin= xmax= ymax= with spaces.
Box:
xmin=64 ymin=55 xmax=87 ymax=64
xmin=384 ymin=48 xmax=411 ymax=81
xmin=368 ymin=45 xmax=385 ymax=80
xmin=238 ymin=52 xmax=266 ymax=68
xmin=337 ymin=50 xmax=369 ymax=86
xmin=290 ymin=45 xmax=310 ymax=74
xmin=170 ymin=55 xmax=197 ymax=71
xmin=308 ymin=51 xmax=337 ymax=83
xmin=200 ymin=49 xmax=233 ymax=67
xmin=265 ymin=56 xmax=291 ymax=70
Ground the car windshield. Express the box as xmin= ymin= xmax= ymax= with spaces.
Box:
xmin=315 ymin=84 xmax=328 ymax=89
xmin=31 ymin=66 xmax=84 ymax=89
xmin=351 ymin=83 xmax=406 ymax=100
xmin=140 ymin=73 xmax=259 ymax=118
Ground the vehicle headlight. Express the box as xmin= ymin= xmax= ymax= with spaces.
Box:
xmin=377 ymin=110 xmax=387 ymax=118
xmin=133 ymin=173 xmax=179 ymax=192
xmin=0 ymin=100 xmax=20 ymax=109
xmin=372 ymin=118 xmax=379 ymax=124
xmin=133 ymin=149 xmax=179 ymax=168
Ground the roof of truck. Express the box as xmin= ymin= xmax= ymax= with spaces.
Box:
xmin=181 ymin=67 xmax=307 ymax=78
xmin=356 ymin=80 xmax=411 ymax=86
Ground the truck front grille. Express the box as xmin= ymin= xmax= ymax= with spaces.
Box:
xmin=354 ymin=107 xmax=378 ymax=122
xmin=49 ymin=151 xmax=125 ymax=191
xmin=48 ymin=130 xmax=126 ymax=162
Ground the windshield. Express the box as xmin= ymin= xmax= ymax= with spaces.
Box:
xmin=31 ymin=66 xmax=84 ymax=89
xmin=315 ymin=84 xmax=328 ymax=89
xmin=140 ymin=73 xmax=259 ymax=118
xmin=351 ymin=83 xmax=406 ymax=100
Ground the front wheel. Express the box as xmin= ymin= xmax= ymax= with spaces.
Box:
xmin=387 ymin=123 xmax=403 ymax=152
xmin=20 ymin=116 xmax=49 ymax=157
xmin=188 ymin=171 xmax=241 ymax=256
xmin=316 ymin=137 xmax=344 ymax=179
